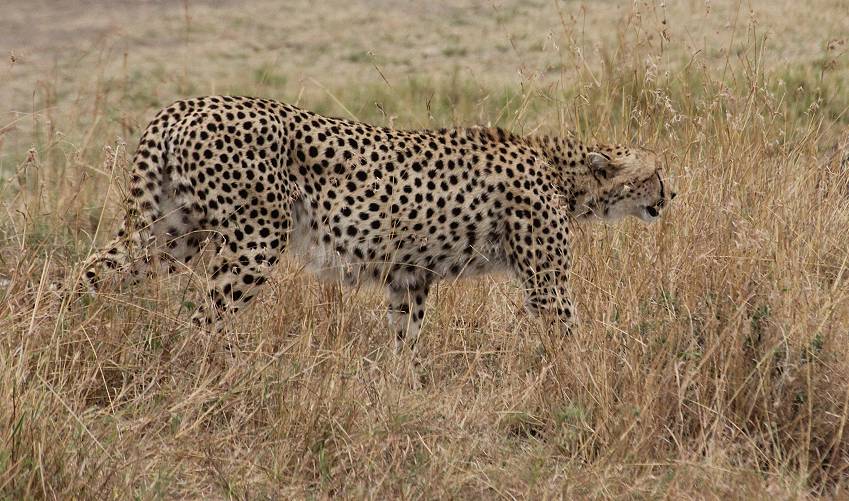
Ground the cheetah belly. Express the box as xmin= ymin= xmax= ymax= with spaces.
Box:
xmin=288 ymin=227 xmax=508 ymax=287
xmin=286 ymin=219 xmax=424 ymax=288
xmin=286 ymin=201 xmax=510 ymax=288
xmin=287 ymin=212 xmax=360 ymax=285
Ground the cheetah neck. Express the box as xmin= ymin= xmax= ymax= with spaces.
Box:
xmin=526 ymin=134 xmax=613 ymax=219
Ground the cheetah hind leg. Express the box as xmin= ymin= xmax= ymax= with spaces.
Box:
xmin=152 ymin=198 xmax=207 ymax=275
xmin=388 ymin=283 xmax=431 ymax=353
xmin=189 ymin=225 xmax=286 ymax=333
xmin=386 ymin=282 xmax=431 ymax=389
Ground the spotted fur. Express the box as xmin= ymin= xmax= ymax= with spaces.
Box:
xmin=79 ymin=96 xmax=675 ymax=353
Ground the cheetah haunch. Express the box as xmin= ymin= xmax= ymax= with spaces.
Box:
xmin=80 ymin=96 xmax=675 ymax=353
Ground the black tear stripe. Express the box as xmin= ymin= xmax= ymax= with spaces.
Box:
xmin=656 ymin=171 xmax=665 ymax=200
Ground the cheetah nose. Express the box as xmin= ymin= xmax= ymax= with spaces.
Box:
xmin=670 ymin=192 xmax=677 ymax=200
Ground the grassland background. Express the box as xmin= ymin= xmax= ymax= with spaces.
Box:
xmin=2 ymin=0 xmax=849 ymax=498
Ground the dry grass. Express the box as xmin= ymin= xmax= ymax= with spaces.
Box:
xmin=2 ymin=0 xmax=849 ymax=498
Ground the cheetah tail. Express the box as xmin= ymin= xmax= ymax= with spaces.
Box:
xmin=73 ymin=120 xmax=172 ymax=295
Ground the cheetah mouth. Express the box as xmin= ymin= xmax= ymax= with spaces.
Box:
xmin=639 ymin=205 xmax=661 ymax=222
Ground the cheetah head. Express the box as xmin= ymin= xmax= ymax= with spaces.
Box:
xmin=579 ymin=147 xmax=676 ymax=223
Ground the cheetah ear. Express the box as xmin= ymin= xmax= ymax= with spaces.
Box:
xmin=587 ymin=152 xmax=615 ymax=179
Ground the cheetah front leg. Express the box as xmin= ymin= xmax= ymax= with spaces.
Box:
xmin=504 ymin=218 xmax=577 ymax=335
xmin=517 ymin=267 xmax=577 ymax=336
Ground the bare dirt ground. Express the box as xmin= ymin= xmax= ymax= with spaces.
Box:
xmin=2 ymin=0 xmax=846 ymax=114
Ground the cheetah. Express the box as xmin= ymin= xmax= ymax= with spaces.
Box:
xmin=79 ymin=96 xmax=675 ymax=354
